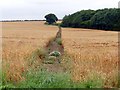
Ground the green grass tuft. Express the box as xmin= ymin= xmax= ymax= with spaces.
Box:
xmin=18 ymin=69 xmax=73 ymax=88
xmin=56 ymin=38 xmax=62 ymax=45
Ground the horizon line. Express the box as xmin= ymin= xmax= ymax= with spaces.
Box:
xmin=0 ymin=19 xmax=62 ymax=22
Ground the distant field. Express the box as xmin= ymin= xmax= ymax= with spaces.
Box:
xmin=2 ymin=21 xmax=119 ymax=88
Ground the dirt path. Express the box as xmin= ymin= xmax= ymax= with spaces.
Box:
xmin=42 ymin=26 xmax=65 ymax=73
xmin=46 ymin=26 xmax=64 ymax=54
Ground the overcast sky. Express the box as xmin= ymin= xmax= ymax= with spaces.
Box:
xmin=0 ymin=0 xmax=119 ymax=20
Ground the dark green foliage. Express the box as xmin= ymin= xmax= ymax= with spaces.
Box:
xmin=61 ymin=8 xmax=120 ymax=31
xmin=61 ymin=10 xmax=95 ymax=28
xmin=45 ymin=14 xmax=58 ymax=24
xmin=91 ymin=8 xmax=120 ymax=30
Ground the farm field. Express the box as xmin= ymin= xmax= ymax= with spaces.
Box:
xmin=2 ymin=21 xmax=58 ymax=82
xmin=2 ymin=21 xmax=119 ymax=88
xmin=62 ymin=28 xmax=118 ymax=87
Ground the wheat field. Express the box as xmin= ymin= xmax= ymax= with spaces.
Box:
xmin=2 ymin=21 xmax=58 ymax=82
xmin=2 ymin=21 xmax=119 ymax=87
xmin=62 ymin=28 xmax=118 ymax=87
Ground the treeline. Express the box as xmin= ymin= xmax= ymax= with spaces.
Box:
xmin=2 ymin=20 xmax=45 ymax=22
xmin=61 ymin=8 xmax=120 ymax=31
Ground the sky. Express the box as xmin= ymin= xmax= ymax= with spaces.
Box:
xmin=0 ymin=0 xmax=119 ymax=20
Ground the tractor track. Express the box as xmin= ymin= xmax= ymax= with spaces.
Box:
xmin=42 ymin=26 xmax=66 ymax=73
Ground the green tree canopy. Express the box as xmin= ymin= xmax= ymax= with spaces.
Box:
xmin=91 ymin=8 xmax=120 ymax=30
xmin=61 ymin=10 xmax=95 ymax=28
xmin=45 ymin=14 xmax=58 ymax=24
xmin=61 ymin=8 xmax=120 ymax=31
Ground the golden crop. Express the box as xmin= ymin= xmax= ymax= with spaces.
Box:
xmin=62 ymin=28 xmax=118 ymax=87
xmin=2 ymin=21 xmax=57 ymax=82
xmin=2 ymin=21 xmax=119 ymax=88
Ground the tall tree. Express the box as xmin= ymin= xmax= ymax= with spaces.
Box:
xmin=45 ymin=14 xmax=58 ymax=24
